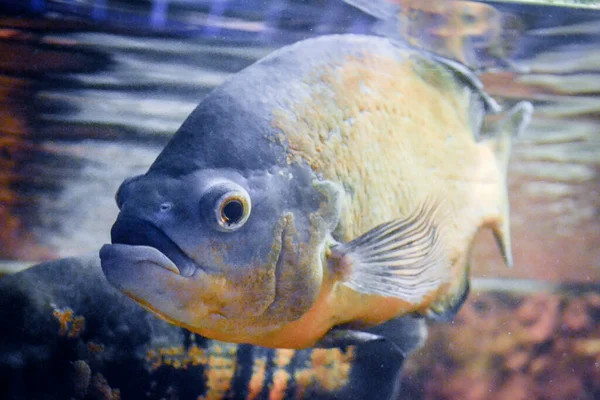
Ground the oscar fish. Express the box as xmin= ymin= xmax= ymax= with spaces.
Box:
xmin=100 ymin=34 xmax=532 ymax=350
xmin=0 ymin=256 xmax=412 ymax=400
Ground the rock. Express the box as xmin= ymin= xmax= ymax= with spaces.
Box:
xmin=494 ymin=374 xmax=532 ymax=400
xmin=562 ymin=297 xmax=592 ymax=334
xmin=504 ymin=349 xmax=530 ymax=372
xmin=515 ymin=293 xmax=559 ymax=344
xmin=401 ymin=289 xmax=600 ymax=399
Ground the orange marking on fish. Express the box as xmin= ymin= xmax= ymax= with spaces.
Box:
xmin=246 ymin=357 xmax=267 ymax=400
xmin=269 ymin=369 xmax=291 ymax=400
xmin=87 ymin=341 xmax=105 ymax=354
xmin=275 ymin=349 xmax=295 ymax=368
xmin=68 ymin=315 xmax=85 ymax=338
xmin=146 ymin=344 xmax=209 ymax=371
xmin=293 ymin=367 xmax=313 ymax=399
xmin=189 ymin=344 xmax=208 ymax=366
xmin=53 ymin=308 xmax=73 ymax=335
xmin=52 ymin=307 xmax=86 ymax=338
xmin=200 ymin=343 xmax=237 ymax=400
xmin=311 ymin=347 xmax=355 ymax=391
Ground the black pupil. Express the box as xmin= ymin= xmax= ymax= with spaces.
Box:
xmin=222 ymin=200 xmax=244 ymax=224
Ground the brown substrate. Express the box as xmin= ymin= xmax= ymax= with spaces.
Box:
xmin=402 ymin=289 xmax=600 ymax=399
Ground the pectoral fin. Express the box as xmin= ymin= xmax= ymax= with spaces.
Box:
xmin=328 ymin=200 xmax=449 ymax=304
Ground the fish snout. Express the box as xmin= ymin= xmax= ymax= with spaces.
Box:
xmin=105 ymin=214 xmax=198 ymax=277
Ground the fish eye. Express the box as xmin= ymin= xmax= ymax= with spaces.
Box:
xmin=217 ymin=196 xmax=248 ymax=229
xmin=221 ymin=199 xmax=243 ymax=223
xmin=201 ymin=182 xmax=251 ymax=232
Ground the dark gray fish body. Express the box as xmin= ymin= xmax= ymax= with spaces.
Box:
xmin=0 ymin=256 xmax=410 ymax=400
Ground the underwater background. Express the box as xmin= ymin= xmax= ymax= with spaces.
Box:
xmin=0 ymin=0 xmax=599 ymax=399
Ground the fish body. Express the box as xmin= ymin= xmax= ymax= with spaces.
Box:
xmin=100 ymin=34 xmax=531 ymax=349
xmin=0 ymin=256 xmax=409 ymax=400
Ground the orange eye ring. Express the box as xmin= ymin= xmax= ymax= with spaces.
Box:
xmin=219 ymin=197 xmax=244 ymax=224
xmin=215 ymin=191 xmax=251 ymax=231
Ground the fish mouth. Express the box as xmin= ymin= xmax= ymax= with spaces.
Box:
xmin=101 ymin=214 xmax=198 ymax=277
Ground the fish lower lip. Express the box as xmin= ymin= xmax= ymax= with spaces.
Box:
xmin=100 ymin=244 xmax=182 ymax=275
xmin=145 ymin=247 xmax=197 ymax=277
xmin=148 ymin=255 xmax=180 ymax=275
xmin=100 ymin=244 xmax=193 ymax=276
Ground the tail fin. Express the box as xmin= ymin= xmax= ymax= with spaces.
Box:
xmin=485 ymin=101 xmax=533 ymax=267
xmin=343 ymin=0 xmax=525 ymax=70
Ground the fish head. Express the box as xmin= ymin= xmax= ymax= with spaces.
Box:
xmin=98 ymin=43 xmax=353 ymax=340
xmin=100 ymin=161 xmax=340 ymax=335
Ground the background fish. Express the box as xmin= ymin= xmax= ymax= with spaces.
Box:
xmin=100 ymin=34 xmax=532 ymax=350
xmin=0 ymin=256 xmax=410 ymax=400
